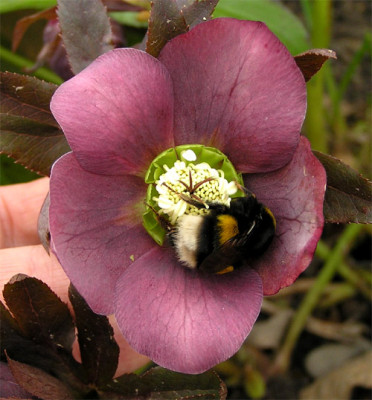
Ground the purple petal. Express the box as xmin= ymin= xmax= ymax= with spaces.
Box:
xmin=50 ymin=48 xmax=174 ymax=176
xmin=244 ymin=137 xmax=326 ymax=295
xmin=49 ymin=152 xmax=156 ymax=314
xmin=159 ymin=18 xmax=306 ymax=173
xmin=115 ymin=246 xmax=262 ymax=374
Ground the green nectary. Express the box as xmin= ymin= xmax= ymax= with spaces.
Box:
xmin=143 ymin=144 xmax=244 ymax=245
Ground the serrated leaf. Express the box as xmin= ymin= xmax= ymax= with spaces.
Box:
xmin=7 ymin=355 xmax=74 ymax=400
xmin=213 ymin=0 xmax=309 ymax=55
xmin=314 ymin=151 xmax=372 ymax=224
xmin=3 ymin=275 xmax=75 ymax=352
xmin=146 ymin=0 xmax=217 ymax=57
xmin=57 ymin=0 xmax=114 ymax=74
xmin=1 ymin=277 xmax=90 ymax=395
xmin=1 ymin=300 xmax=59 ymax=369
xmin=0 ymin=72 xmax=70 ymax=175
xmin=103 ymin=367 xmax=227 ymax=399
xmin=295 ymin=49 xmax=337 ymax=82
xmin=69 ymin=285 xmax=119 ymax=387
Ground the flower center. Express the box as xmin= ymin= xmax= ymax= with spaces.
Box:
xmin=143 ymin=145 xmax=243 ymax=245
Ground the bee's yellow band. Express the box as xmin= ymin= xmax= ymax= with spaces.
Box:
xmin=216 ymin=266 xmax=234 ymax=275
xmin=217 ymin=214 xmax=239 ymax=245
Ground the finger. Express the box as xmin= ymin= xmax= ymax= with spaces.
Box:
xmin=0 ymin=244 xmax=149 ymax=374
xmin=0 ymin=244 xmax=69 ymax=303
xmin=0 ymin=177 xmax=49 ymax=248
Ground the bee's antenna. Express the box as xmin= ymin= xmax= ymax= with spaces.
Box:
xmin=235 ymin=182 xmax=255 ymax=198
xmin=144 ymin=201 xmax=173 ymax=231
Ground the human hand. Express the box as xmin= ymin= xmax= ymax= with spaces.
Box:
xmin=0 ymin=178 xmax=149 ymax=376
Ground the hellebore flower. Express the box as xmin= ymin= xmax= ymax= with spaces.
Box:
xmin=49 ymin=18 xmax=326 ymax=373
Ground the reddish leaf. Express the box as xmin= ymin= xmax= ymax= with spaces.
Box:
xmin=295 ymin=49 xmax=337 ymax=82
xmin=146 ymin=0 xmax=217 ymax=57
xmin=0 ymin=72 xmax=70 ymax=176
xmin=69 ymin=285 xmax=119 ymax=387
xmin=3 ymin=275 xmax=75 ymax=352
xmin=57 ymin=0 xmax=114 ymax=74
xmin=12 ymin=7 xmax=57 ymax=52
xmin=0 ymin=362 xmax=32 ymax=399
xmin=7 ymin=355 xmax=74 ymax=400
xmin=314 ymin=151 xmax=372 ymax=224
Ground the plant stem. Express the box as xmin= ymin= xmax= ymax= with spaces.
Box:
xmin=0 ymin=45 xmax=62 ymax=84
xmin=316 ymin=239 xmax=372 ymax=301
xmin=274 ymin=224 xmax=363 ymax=372
xmin=304 ymin=0 xmax=332 ymax=153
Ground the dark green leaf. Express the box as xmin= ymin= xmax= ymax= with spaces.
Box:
xmin=7 ymin=355 xmax=74 ymax=400
xmin=57 ymin=0 xmax=114 ymax=74
xmin=314 ymin=151 xmax=372 ymax=224
xmin=0 ymin=72 xmax=70 ymax=176
xmin=103 ymin=367 xmax=227 ymax=399
xmin=3 ymin=274 xmax=75 ymax=352
xmin=69 ymin=285 xmax=119 ymax=387
xmin=295 ymin=49 xmax=337 ymax=82
xmin=213 ymin=0 xmax=309 ymax=55
xmin=146 ymin=0 xmax=217 ymax=57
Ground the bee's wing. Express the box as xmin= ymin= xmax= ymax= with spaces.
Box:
xmin=198 ymin=238 xmax=245 ymax=274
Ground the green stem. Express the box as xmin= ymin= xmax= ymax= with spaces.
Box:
xmin=299 ymin=0 xmax=313 ymax=31
xmin=330 ymin=33 xmax=371 ymax=152
xmin=316 ymin=240 xmax=372 ymax=301
xmin=274 ymin=224 xmax=363 ymax=372
xmin=304 ymin=0 xmax=332 ymax=153
xmin=0 ymin=45 xmax=63 ymax=84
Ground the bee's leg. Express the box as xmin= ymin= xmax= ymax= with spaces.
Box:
xmin=162 ymin=182 xmax=209 ymax=210
xmin=144 ymin=202 xmax=173 ymax=232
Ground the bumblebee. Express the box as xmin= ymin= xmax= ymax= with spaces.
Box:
xmin=155 ymin=184 xmax=276 ymax=275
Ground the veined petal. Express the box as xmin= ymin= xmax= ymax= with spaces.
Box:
xmin=49 ymin=152 xmax=155 ymax=314
xmin=159 ymin=18 xmax=306 ymax=173
xmin=115 ymin=246 xmax=263 ymax=374
xmin=51 ymin=48 xmax=174 ymax=176
xmin=244 ymin=136 xmax=326 ymax=295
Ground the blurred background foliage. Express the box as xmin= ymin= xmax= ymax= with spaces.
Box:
xmin=1 ymin=1 xmax=371 ymax=399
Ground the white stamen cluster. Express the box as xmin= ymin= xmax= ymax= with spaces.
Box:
xmin=153 ymin=151 xmax=238 ymax=224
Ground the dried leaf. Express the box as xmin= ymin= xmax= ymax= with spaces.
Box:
xmin=305 ymin=342 xmax=371 ymax=378
xmin=300 ymin=351 xmax=372 ymax=400
xmin=0 ymin=72 xmax=70 ymax=176
xmin=295 ymin=49 xmax=337 ymax=82
xmin=57 ymin=0 xmax=114 ymax=74
xmin=247 ymin=310 xmax=293 ymax=350
xmin=314 ymin=151 xmax=372 ymax=223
